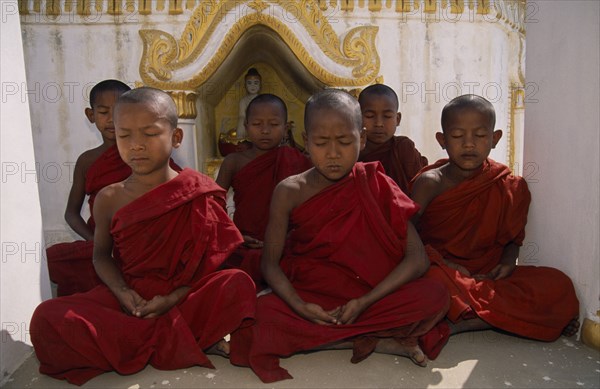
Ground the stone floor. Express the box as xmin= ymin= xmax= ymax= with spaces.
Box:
xmin=3 ymin=331 xmax=599 ymax=389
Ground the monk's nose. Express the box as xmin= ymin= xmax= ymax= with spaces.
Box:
xmin=463 ymin=135 xmax=475 ymax=148
xmin=129 ymin=136 xmax=145 ymax=150
xmin=326 ymin=144 xmax=340 ymax=158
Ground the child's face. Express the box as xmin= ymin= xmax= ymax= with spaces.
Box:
xmin=85 ymin=91 xmax=120 ymax=142
xmin=114 ymin=103 xmax=182 ymax=175
xmin=245 ymin=102 xmax=286 ymax=152
xmin=304 ymin=108 xmax=366 ymax=182
xmin=245 ymin=76 xmax=261 ymax=95
xmin=436 ymin=108 xmax=501 ymax=172
xmin=360 ymin=94 xmax=400 ymax=145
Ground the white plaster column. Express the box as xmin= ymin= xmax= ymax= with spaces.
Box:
xmin=174 ymin=118 xmax=199 ymax=170
xmin=524 ymin=1 xmax=600 ymax=329
xmin=1 ymin=0 xmax=52 ymax=382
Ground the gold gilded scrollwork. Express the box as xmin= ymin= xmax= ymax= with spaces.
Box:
xmin=139 ymin=0 xmax=380 ymax=90
xmin=139 ymin=30 xmax=179 ymax=82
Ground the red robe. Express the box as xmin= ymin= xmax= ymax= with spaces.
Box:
xmin=230 ymin=162 xmax=449 ymax=383
xmin=46 ymin=145 xmax=131 ymax=296
xmin=414 ymin=158 xmax=579 ymax=341
xmin=359 ymin=135 xmax=428 ymax=195
xmin=31 ymin=169 xmax=256 ymax=385
xmin=225 ymin=146 xmax=311 ymax=285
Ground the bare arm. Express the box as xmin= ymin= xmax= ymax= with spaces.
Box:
xmin=261 ymin=181 xmax=338 ymax=325
xmin=409 ymin=172 xmax=439 ymax=226
xmin=64 ymin=153 xmax=94 ymax=240
xmin=337 ymin=222 xmax=429 ymax=324
xmin=410 ymin=171 xmax=471 ymax=276
xmin=92 ymin=187 xmax=147 ymax=316
xmin=215 ymin=154 xmax=237 ymax=191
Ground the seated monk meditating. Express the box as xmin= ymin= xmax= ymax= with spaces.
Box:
xmin=410 ymin=94 xmax=580 ymax=340
xmin=229 ymin=89 xmax=450 ymax=383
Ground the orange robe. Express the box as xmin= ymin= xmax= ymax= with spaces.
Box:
xmin=31 ymin=169 xmax=256 ymax=385
xmin=230 ymin=162 xmax=449 ymax=383
xmin=359 ymin=135 xmax=428 ymax=194
xmin=46 ymin=145 xmax=131 ymax=296
xmin=414 ymin=159 xmax=579 ymax=341
xmin=225 ymin=146 xmax=311 ymax=286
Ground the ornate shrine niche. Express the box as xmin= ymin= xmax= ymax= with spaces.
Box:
xmin=137 ymin=1 xmax=382 ymax=171
xmin=203 ymin=25 xmax=326 ymax=154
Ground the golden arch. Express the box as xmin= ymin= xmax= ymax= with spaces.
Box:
xmin=138 ymin=0 xmax=380 ymax=90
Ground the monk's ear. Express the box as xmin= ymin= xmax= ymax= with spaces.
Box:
xmin=492 ymin=130 xmax=503 ymax=148
xmin=171 ymin=127 xmax=183 ymax=149
xmin=435 ymin=132 xmax=446 ymax=150
xmin=396 ymin=112 xmax=402 ymax=127
xmin=85 ymin=108 xmax=95 ymax=123
xmin=359 ymin=127 xmax=367 ymax=151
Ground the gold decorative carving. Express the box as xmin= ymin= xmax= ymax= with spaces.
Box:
xmin=139 ymin=30 xmax=179 ymax=81
xmin=166 ymin=91 xmax=198 ymax=119
xmin=139 ymin=1 xmax=381 ymax=90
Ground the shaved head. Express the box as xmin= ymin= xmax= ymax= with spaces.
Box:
xmin=304 ymin=89 xmax=362 ymax=133
xmin=115 ymin=87 xmax=178 ymax=128
xmin=441 ymin=94 xmax=496 ymax=132
xmin=358 ymin=84 xmax=399 ymax=111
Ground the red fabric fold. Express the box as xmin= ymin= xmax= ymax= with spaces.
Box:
xmin=85 ymin=144 xmax=132 ymax=230
xmin=231 ymin=146 xmax=311 ymax=240
xmin=230 ymin=162 xmax=449 ymax=383
xmin=414 ymin=158 xmax=579 ymax=341
xmin=359 ymin=136 xmax=428 ymax=194
xmin=32 ymin=169 xmax=256 ymax=385
xmin=225 ymin=147 xmax=311 ymax=285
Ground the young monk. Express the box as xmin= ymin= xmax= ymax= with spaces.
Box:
xmin=410 ymin=94 xmax=580 ymax=340
xmin=358 ymin=84 xmax=428 ymax=194
xmin=31 ymin=87 xmax=256 ymax=385
xmin=216 ymin=94 xmax=311 ymax=286
xmin=46 ymin=79 xmax=131 ymax=296
xmin=229 ymin=89 xmax=450 ymax=383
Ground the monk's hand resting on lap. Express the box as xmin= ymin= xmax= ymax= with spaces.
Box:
xmin=474 ymin=263 xmax=516 ymax=281
xmin=444 ymin=259 xmax=471 ymax=277
xmin=243 ymin=235 xmax=264 ymax=249
xmin=336 ymin=298 xmax=368 ymax=325
xmin=136 ymin=294 xmax=177 ymax=319
xmin=294 ymin=301 xmax=339 ymax=325
xmin=114 ymin=287 xmax=147 ymax=316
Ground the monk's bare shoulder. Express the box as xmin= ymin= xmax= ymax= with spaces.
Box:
xmin=94 ymin=181 xmax=130 ymax=221
xmin=274 ymin=171 xmax=309 ymax=212
xmin=410 ymin=166 xmax=450 ymax=220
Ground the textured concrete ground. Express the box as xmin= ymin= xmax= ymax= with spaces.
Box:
xmin=3 ymin=331 xmax=599 ymax=389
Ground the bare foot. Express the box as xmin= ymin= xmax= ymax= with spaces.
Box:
xmin=449 ymin=317 xmax=491 ymax=335
xmin=375 ymin=338 xmax=427 ymax=367
xmin=562 ymin=317 xmax=580 ymax=337
xmin=205 ymin=338 xmax=230 ymax=358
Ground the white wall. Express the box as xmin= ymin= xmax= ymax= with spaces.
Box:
xmin=0 ymin=1 xmax=53 ymax=383
xmin=524 ymin=1 xmax=600 ymax=324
